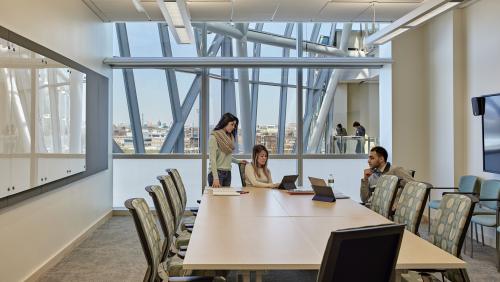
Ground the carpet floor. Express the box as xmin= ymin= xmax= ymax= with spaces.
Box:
xmin=37 ymin=216 xmax=499 ymax=282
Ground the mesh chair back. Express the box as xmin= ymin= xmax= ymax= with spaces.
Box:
xmin=125 ymin=198 xmax=163 ymax=282
xmin=393 ymin=181 xmax=430 ymax=233
xmin=458 ymin=175 xmax=480 ymax=194
xmin=429 ymin=194 xmax=476 ymax=257
xmin=238 ymin=162 xmax=247 ymax=187
xmin=370 ymin=175 xmax=399 ymax=218
xmin=317 ymin=224 xmax=405 ymax=282
xmin=146 ymin=185 xmax=176 ymax=240
xmin=479 ymin=179 xmax=500 ymax=210
xmin=157 ymin=175 xmax=184 ymax=228
xmin=167 ymin=169 xmax=187 ymax=208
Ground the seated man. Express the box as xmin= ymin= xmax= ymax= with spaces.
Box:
xmin=360 ymin=146 xmax=414 ymax=204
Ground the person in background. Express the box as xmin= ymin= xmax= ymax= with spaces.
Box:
xmin=353 ymin=121 xmax=366 ymax=153
xmin=208 ymin=113 xmax=247 ymax=188
xmin=360 ymin=146 xmax=414 ymax=204
xmin=245 ymin=145 xmax=279 ymax=188
xmin=335 ymin=123 xmax=347 ymax=153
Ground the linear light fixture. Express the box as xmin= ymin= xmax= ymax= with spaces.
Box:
xmin=365 ymin=0 xmax=464 ymax=46
xmin=156 ymin=0 xmax=195 ymax=44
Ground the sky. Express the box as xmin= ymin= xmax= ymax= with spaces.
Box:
xmin=112 ymin=22 xmax=366 ymax=127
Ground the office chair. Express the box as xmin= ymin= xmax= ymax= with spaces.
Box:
xmin=238 ymin=162 xmax=247 ymax=187
xmin=317 ymin=224 xmax=405 ymax=282
xmin=408 ymin=193 xmax=477 ymax=282
xmin=157 ymin=175 xmax=194 ymax=231
xmin=469 ymin=180 xmax=500 ymax=258
xmin=146 ymin=185 xmax=190 ymax=255
xmin=427 ymin=175 xmax=480 ymax=233
xmin=370 ymin=175 xmax=400 ymax=219
xmin=125 ymin=198 xmax=222 ymax=282
xmin=167 ymin=168 xmax=198 ymax=217
xmin=393 ymin=181 xmax=430 ymax=234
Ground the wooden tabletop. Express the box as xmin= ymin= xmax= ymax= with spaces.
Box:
xmin=183 ymin=187 xmax=466 ymax=271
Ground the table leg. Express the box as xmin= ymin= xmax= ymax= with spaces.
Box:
xmin=241 ymin=271 xmax=251 ymax=282
xmin=255 ymin=270 xmax=263 ymax=282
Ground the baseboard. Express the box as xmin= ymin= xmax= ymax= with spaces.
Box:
xmin=24 ymin=210 xmax=113 ymax=282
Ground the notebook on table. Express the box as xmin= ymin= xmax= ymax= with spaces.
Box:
xmin=207 ymin=187 xmax=241 ymax=196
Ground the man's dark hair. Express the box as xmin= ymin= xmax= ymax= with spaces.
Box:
xmin=337 ymin=123 xmax=342 ymax=128
xmin=370 ymin=146 xmax=388 ymax=162
xmin=353 ymin=121 xmax=360 ymax=127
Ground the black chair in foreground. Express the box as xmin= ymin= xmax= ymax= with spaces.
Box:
xmin=317 ymin=223 xmax=405 ymax=282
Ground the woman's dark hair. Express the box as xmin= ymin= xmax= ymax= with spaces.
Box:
xmin=214 ymin=112 xmax=239 ymax=138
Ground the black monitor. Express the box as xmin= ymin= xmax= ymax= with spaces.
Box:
xmin=483 ymin=93 xmax=500 ymax=173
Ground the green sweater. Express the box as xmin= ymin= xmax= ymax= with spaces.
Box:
xmin=208 ymin=134 xmax=239 ymax=180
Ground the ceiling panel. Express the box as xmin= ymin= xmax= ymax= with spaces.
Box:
xmin=84 ymin=0 xmax=426 ymax=22
xmin=353 ymin=2 xmax=421 ymax=21
xmin=315 ymin=2 xmax=369 ymax=22
xmin=188 ymin=2 xmax=233 ymax=21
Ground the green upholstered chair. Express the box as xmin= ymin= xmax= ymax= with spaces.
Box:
xmin=469 ymin=179 xmax=500 ymax=258
xmin=393 ymin=181 xmax=430 ymax=234
xmin=237 ymin=162 xmax=247 ymax=187
xmin=427 ymin=175 xmax=480 ymax=232
xmin=125 ymin=198 xmax=223 ymax=282
xmin=418 ymin=194 xmax=476 ymax=282
xmin=146 ymin=185 xmax=190 ymax=254
xmin=167 ymin=169 xmax=188 ymax=209
xmin=157 ymin=175 xmax=193 ymax=229
xmin=167 ymin=168 xmax=198 ymax=221
xmin=370 ymin=175 xmax=400 ymax=219
xmin=497 ymin=226 xmax=500 ymax=271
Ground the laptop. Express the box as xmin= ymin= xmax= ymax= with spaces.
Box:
xmin=308 ymin=176 xmax=350 ymax=199
xmin=278 ymin=175 xmax=299 ymax=190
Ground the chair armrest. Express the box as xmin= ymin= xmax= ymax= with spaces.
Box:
xmin=169 ymin=276 xmax=217 ymax=282
xmin=190 ymin=208 xmax=199 ymax=212
xmin=442 ymin=192 xmax=475 ymax=196
xmin=184 ymin=223 xmax=194 ymax=228
xmin=192 ymin=212 xmax=198 ymax=216
xmin=187 ymin=227 xmax=193 ymax=233
xmin=179 ymin=245 xmax=188 ymax=252
xmin=176 ymin=251 xmax=186 ymax=259
xmin=196 ymin=200 xmax=201 ymax=204
xmin=429 ymin=187 xmax=459 ymax=190
xmin=478 ymin=198 xmax=500 ymax=201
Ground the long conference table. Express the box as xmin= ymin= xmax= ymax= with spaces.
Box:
xmin=183 ymin=187 xmax=465 ymax=282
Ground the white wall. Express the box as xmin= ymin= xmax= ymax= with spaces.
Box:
xmin=0 ymin=1 xmax=112 ymax=281
xmin=391 ymin=26 xmax=429 ymax=181
xmin=347 ymin=82 xmax=379 ymax=138
xmin=391 ymin=0 xmax=500 ymax=246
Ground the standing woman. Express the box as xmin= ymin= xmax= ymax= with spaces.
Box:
xmin=208 ymin=113 xmax=246 ymax=188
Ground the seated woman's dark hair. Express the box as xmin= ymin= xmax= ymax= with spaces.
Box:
xmin=214 ymin=112 xmax=239 ymax=138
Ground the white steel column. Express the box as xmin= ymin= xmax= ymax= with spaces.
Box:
xmin=235 ymin=23 xmax=252 ymax=154
xmin=308 ymin=23 xmax=352 ymax=153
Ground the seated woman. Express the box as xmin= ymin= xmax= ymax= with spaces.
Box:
xmin=245 ymin=145 xmax=279 ymax=188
